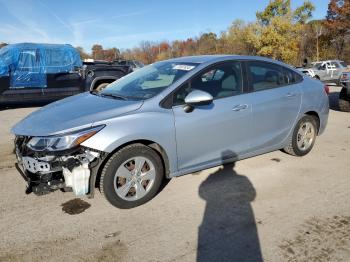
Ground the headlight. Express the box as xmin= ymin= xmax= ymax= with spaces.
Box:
xmin=27 ymin=125 xmax=105 ymax=152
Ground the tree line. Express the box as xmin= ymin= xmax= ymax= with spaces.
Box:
xmin=1 ymin=0 xmax=349 ymax=66
xmin=94 ymin=0 xmax=349 ymax=66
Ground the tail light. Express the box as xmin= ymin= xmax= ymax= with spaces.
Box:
xmin=324 ymin=85 xmax=330 ymax=95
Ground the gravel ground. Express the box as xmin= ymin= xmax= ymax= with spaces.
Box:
xmin=0 ymin=86 xmax=349 ymax=262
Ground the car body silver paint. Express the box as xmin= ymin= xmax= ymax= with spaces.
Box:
xmin=12 ymin=55 xmax=329 ymax=178
xmin=11 ymin=92 xmax=143 ymax=136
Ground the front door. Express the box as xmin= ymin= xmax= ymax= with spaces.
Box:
xmin=9 ymin=48 xmax=45 ymax=101
xmin=172 ymin=61 xmax=253 ymax=172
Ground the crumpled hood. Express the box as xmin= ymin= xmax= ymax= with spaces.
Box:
xmin=11 ymin=92 xmax=143 ymax=136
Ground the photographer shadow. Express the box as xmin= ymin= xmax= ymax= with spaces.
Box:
xmin=197 ymin=151 xmax=262 ymax=262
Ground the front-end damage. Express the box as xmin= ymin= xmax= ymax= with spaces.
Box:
xmin=14 ymin=135 xmax=107 ymax=197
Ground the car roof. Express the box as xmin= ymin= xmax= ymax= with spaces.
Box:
xmin=163 ymin=54 xmax=291 ymax=65
xmin=313 ymin=60 xmax=344 ymax=63
xmin=162 ymin=55 xmax=298 ymax=72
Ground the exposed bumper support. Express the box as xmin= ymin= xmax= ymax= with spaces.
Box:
xmin=14 ymin=141 xmax=106 ymax=197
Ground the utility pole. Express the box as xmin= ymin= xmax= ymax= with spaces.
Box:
xmin=315 ymin=25 xmax=322 ymax=61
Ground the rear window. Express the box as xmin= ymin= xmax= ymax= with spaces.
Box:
xmin=248 ymin=61 xmax=284 ymax=91
xmin=248 ymin=61 xmax=302 ymax=91
xmin=284 ymin=68 xmax=303 ymax=83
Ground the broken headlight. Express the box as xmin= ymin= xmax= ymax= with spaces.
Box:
xmin=27 ymin=125 xmax=105 ymax=152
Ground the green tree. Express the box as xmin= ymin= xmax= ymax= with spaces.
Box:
xmin=256 ymin=0 xmax=291 ymax=25
xmin=293 ymin=1 xmax=315 ymax=24
xmin=256 ymin=17 xmax=302 ymax=64
xmin=219 ymin=20 xmax=260 ymax=55
xmin=253 ymin=0 xmax=315 ymax=64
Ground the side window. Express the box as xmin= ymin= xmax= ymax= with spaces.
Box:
xmin=17 ymin=49 xmax=39 ymax=71
xmin=44 ymin=49 xmax=73 ymax=73
xmin=173 ymin=61 xmax=243 ymax=105
xmin=248 ymin=61 xmax=285 ymax=91
xmin=283 ymin=68 xmax=303 ymax=84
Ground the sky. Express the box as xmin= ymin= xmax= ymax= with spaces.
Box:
xmin=0 ymin=0 xmax=330 ymax=52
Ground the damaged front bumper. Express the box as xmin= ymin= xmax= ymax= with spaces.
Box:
xmin=14 ymin=136 xmax=106 ymax=197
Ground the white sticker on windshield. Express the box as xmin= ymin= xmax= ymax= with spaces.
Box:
xmin=173 ymin=64 xmax=195 ymax=71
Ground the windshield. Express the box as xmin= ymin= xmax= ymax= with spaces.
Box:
xmin=312 ymin=62 xmax=322 ymax=69
xmin=134 ymin=60 xmax=144 ymax=67
xmin=100 ymin=61 xmax=199 ymax=100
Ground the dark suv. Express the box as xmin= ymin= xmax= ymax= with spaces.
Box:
xmin=0 ymin=43 xmax=131 ymax=105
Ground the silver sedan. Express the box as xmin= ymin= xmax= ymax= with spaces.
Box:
xmin=12 ymin=55 xmax=329 ymax=208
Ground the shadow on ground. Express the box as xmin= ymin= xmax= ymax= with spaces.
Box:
xmin=197 ymin=151 xmax=262 ymax=262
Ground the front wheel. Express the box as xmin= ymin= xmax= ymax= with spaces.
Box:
xmin=283 ymin=115 xmax=317 ymax=156
xmin=100 ymin=144 xmax=164 ymax=209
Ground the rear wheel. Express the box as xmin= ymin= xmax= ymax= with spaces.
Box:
xmin=100 ymin=144 xmax=164 ymax=209
xmin=283 ymin=115 xmax=317 ymax=156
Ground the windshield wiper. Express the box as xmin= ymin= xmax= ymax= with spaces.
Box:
xmin=99 ymin=93 xmax=128 ymax=100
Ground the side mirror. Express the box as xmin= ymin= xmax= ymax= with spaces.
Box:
xmin=183 ymin=90 xmax=213 ymax=113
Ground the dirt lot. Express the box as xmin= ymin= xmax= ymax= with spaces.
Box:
xmin=0 ymin=87 xmax=349 ymax=262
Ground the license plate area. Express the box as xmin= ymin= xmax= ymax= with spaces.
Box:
xmin=22 ymin=157 xmax=51 ymax=173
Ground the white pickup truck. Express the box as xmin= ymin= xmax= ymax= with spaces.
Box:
xmin=298 ymin=60 xmax=348 ymax=85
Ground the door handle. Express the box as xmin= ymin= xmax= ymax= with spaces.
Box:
xmin=285 ymin=92 xmax=296 ymax=98
xmin=232 ymin=104 xmax=248 ymax=111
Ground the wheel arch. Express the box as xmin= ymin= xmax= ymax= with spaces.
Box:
xmin=304 ymin=111 xmax=320 ymax=134
xmin=92 ymin=139 xmax=171 ymax=194
xmin=90 ymin=76 xmax=118 ymax=91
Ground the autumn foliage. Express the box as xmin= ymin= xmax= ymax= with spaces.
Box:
xmin=31 ymin=0 xmax=349 ymax=66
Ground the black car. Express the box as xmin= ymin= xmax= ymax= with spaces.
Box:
xmin=0 ymin=43 xmax=131 ymax=105
xmin=339 ymin=71 xmax=350 ymax=112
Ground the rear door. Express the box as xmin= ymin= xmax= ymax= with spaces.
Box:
xmin=246 ymin=61 xmax=302 ymax=152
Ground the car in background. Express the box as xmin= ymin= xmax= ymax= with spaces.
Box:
xmin=298 ymin=60 xmax=348 ymax=84
xmin=297 ymin=67 xmax=316 ymax=78
xmin=0 ymin=43 xmax=132 ymax=105
xmin=339 ymin=71 xmax=350 ymax=112
xmin=12 ymin=55 xmax=329 ymax=208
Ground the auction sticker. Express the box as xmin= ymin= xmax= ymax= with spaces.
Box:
xmin=173 ymin=64 xmax=195 ymax=71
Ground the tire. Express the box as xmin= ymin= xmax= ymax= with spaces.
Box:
xmin=283 ymin=115 xmax=317 ymax=156
xmin=95 ymin=83 xmax=109 ymax=92
xmin=100 ymin=144 xmax=164 ymax=209
xmin=339 ymin=88 xmax=350 ymax=112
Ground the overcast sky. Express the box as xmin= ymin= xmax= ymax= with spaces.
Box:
xmin=0 ymin=0 xmax=329 ymax=51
